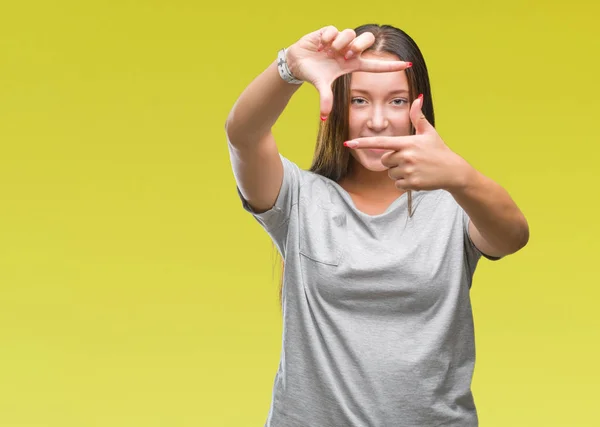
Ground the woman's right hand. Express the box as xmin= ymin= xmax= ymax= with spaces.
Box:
xmin=285 ymin=26 xmax=412 ymax=119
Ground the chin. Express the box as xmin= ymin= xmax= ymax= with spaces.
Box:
xmin=364 ymin=161 xmax=388 ymax=172
xmin=354 ymin=153 xmax=388 ymax=172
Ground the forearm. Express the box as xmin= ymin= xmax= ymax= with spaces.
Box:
xmin=225 ymin=59 xmax=303 ymax=148
xmin=450 ymin=165 xmax=529 ymax=255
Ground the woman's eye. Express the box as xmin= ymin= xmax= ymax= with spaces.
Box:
xmin=351 ymin=98 xmax=407 ymax=106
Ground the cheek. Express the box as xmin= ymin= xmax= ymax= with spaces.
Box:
xmin=392 ymin=112 xmax=412 ymax=132
xmin=348 ymin=112 xmax=362 ymax=139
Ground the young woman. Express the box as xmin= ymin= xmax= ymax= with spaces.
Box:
xmin=225 ymin=23 xmax=529 ymax=427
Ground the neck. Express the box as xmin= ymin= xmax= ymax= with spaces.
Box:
xmin=339 ymin=159 xmax=404 ymax=200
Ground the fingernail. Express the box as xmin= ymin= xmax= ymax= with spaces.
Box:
xmin=343 ymin=140 xmax=358 ymax=148
xmin=344 ymin=51 xmax=354 ymax=60
xmin=320 ymin=116 xmax=327 ymax=121
xmin=406 ymin=62 xmax=413 ymax=68
xmin=418 ymin=93 xmax=423 ymax=101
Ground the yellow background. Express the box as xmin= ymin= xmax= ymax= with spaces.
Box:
xmin=1 ymin=0 xmax=598 ymax=426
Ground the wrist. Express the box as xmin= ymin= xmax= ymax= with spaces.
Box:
xmin=285 ymin=44 xmax=301 ymax=78
xmin=277 ymin=47 xmax=303 ymax=85
xmin=446 ymin=156 xmax=477 ymax=195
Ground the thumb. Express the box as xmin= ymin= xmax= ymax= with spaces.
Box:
xmin=314 ymin=80 xmax=334 ymax=119
xmin=410 ymin=94 xmax=434 ymax=135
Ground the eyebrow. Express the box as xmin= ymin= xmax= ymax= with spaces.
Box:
xmin=351 ymin=88 xmax=409 ymax=95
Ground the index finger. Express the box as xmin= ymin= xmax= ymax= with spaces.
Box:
xmin=343 ymin=136 xmax=414 ymax=149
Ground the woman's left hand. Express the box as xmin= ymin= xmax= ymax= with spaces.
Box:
xmin=344 ymin=95 xmax=472 ymax=192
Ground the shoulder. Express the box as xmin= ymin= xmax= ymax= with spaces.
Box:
xmin=413 ymin=189 xmax=457 ymax=211
xmin=277 ymin=155 xmax=341 ymax=211
xmin=411 ymin=189 xmax=465 ymax=228
xmin=299 ymin=169 xmax=339 ymax=207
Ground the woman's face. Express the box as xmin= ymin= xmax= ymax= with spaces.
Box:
xmin=347 ymin=51 xmax=412 ymax=172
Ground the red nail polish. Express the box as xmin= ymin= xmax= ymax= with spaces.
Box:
xmin=343 ymin=141 xmax=349 ymax=147
xmin=406 ymin=62 xmax=413 ymax=67
xmin=418 ymin=94 xmax=423 ymax=101
xmin=320 ymin=116 xmax=327 ymax=121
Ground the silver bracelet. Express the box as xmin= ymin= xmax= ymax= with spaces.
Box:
xmin=277 ymin=48 xmax=303 ymax=85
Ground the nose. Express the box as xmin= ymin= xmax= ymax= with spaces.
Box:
xmin=367 ymin=106 xmax=389 ymax=131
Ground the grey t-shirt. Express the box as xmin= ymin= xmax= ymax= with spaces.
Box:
xmin=237 ymin=154 xmax=495 ymax=427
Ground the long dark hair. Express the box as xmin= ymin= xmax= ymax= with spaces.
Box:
xmin=276 ymin=24 xmax=436 ymax=307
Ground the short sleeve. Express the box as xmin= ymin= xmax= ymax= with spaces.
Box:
xmin=461 ymin=209 xmax=502 ymax=263
xmin=236 ymin=154 xmax=301 ymax=258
